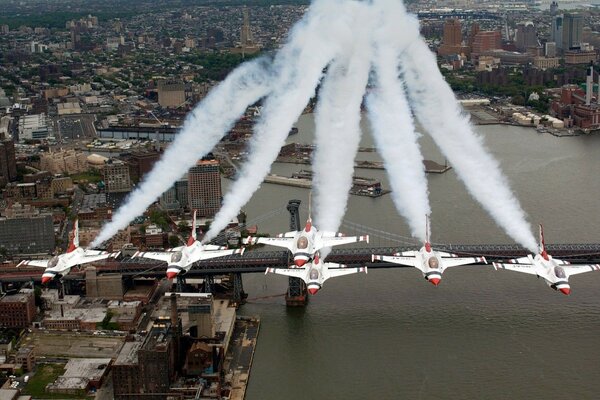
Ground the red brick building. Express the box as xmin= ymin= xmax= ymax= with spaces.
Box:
xmin=0 ymin=290 xmax=36 ymax=328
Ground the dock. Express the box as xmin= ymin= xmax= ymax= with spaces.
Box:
xmin=264 ymin=171 xmax=390 ymax=197
xmin=223 ymin=316 xmax=260 ymax=400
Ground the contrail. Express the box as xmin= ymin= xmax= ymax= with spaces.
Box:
xmin=91 ymin=57 xmax=274 ymax=247
xmin=204 ymin=0 xmax=362 ymax=242
xmin=396 ymin=26 xmax=537 ymax=250
xmin=366 ymin=30 xmax=430 ymax=242
xmin=312 ymin=7 xmax=374 ymax=242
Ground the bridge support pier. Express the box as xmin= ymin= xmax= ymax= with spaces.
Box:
xmin=232 ymin=273 xmax=246 ymax=305
xmin=285 ymin=199 xmax=308 ymax=307
xmin=176 ymin=275 xmax=187 ymax=292
xmin=202 ymin=275 xmax=214 ymax=294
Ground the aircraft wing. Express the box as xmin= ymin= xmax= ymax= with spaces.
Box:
xmin=193 ymin=248 xmax=244 ymax=262
xmin=17 ymin=259 xmax=50 ymax=268
xmin=249 ymin=237 xmax=295 ymax=251
xmin=326 ymin=265 xmax=367 ymax=278
xmin=276 ymin=231 xmax=297 ymax=238
xmin=492 ymin=262 xmax=538 ymax=275
xmin=132 ymin=251 xmax=172 ymax=263
xmin=264 ymin=267 xmax=306 ymax=279
xmin=507 ymin=257 xmax=532 ymax=264
xmin=372 ymin=254 xmax=418 ymax=267
xmin=442 ymin=256 xmax=487 ymax=269
xmin=320 ymin=231 xmax=344 ymax=238
xmin=563 ymin=264 xmax=600 ymax=277
xmin=321 ymin=235 xmax=369 ymax=248
xmin=203 ymin=244 xmax=227 ymax=251
xmin=78 ymin=252 xmax=120 ymax=264
xmin=394 ymin=251 xmax=418 ymax=256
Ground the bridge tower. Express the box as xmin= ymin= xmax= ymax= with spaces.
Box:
xmin=231 ymin=272 xmax=246 ymax=305
xmin=285 ymin=200 xmax=308 ymax=306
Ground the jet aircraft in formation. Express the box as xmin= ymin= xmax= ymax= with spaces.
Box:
xmin=17 ymin=220 xmax=120 ymax=284
xmin=132 ymin=210 xmax=244 ymax=279
xmin=11 ymin=211 xmax=599 ymax=297
xmin=493 ymin=225 xmax=600 ymax=295
xmin=372 ymin=216 xmax=486 ymax=286
xmin=265 ymin=252 xmax=367 ymax=294
xmin=244 ymin=216 xmax=368 ymax=267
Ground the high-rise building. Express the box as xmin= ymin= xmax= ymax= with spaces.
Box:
xmin=103 ymin=159 xmax=132 ymax=193
xmin=562 ymin=13 xmax=583 ymax=51
xmin=124 ymin=150 xmax=160 ymax=183
xmin=552 ymin=16 xmax=563 ymax=49
xmin=187 ymin=159 xmax=222 ymax=217
xmin=0 ymin=209 xmax=55 ymax=254
xmin=516 ymin=22 xmax=538 ymax=52
xmin=438 ymin=19 xmax=463 ymax=56
xmin=550 ymin=1 xmax=559 ymax=14
xmin=471 ymin=31 xmax=502 ymax=58
xmin=0 ymin=139 xmax=17 ymax=188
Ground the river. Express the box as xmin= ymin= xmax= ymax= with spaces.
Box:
xmin=222 ymin=113 xmax=600 ymax=400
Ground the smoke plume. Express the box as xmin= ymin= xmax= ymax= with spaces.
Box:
xmin=204 ymin=0 xmax=362 ymax=242
xmin=91 ymin=59 xmax=274 ymax=247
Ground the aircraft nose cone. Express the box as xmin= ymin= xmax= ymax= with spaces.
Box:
xmin=294 ymin=259 xmax=306 ymax=267
xmin=429 ymin=277 xmax=441 ymax=286
xmin=559 ymin=287 xmax=571 ymax=295
xmin=166 ymin=271 xmax=178 ymax=280
xmin=307 ymin=287 xmax=319 ymax=295
xmin=41 ymin=276 xmax=51 ymax=285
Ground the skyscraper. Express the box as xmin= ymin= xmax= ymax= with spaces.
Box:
xmin=0 ymin=139 xmax=17 ymax=188
xmin=471 ymin=31 xmax=502 ymax=58
xmin=552 ymin=15 xmax=563 ymax=49
xmin=516 ymin=22 xmax=538 ymax=52
xmin=187 ymin=159 xmax=222 ymax=217
xmin=438 ymin=19 xmax=463 ymax=56
xmin=562 ymin=13 xmax=583 ymax=50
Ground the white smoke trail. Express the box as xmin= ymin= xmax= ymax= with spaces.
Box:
xmin=91 ymin=58 xmax=274 ymax=247
xmin=393 ymin=15 xmax=537 ymax=250
xmin=366 ymin=17 xmax=430 ymax=242
xmin=312 ymin=9 xmax=374 ymax=239
xmin=204 ymin=0 xmax=362 ymax=242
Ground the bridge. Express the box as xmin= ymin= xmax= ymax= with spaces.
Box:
xmin=2 ymin=200 xmax=600 ymax=305
xmin=417 ymin=10 xmax=504 ymax=20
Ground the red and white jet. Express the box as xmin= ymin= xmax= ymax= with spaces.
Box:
xmin=244 ymin=217 xmax=368 ymax=267
xmin=17 ymin=220 xmax=120 ymax=284
xmin=371 ymin=217 xmax=486 ymax=286
xmin=493 ymin=225 xmax=600 ymax=295
xmin=265 ymin=252 xmax=367 ymax=294
xmin=132 ymin=210 xmax=244 ymax=279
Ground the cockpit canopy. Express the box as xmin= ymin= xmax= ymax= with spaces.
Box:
xmin=47 ymin=256 xmax=60 ymax=269
xmin=309 ymin=268 xmax=319 ymax=280
xmin=427 ymin=257 xmax=439 ymax=269
xmin=171 ymin=251 xmax=183 ymax=263
xmin=297 ymin=236 xmax=309 ymax=250
xmin=554 ymin=266 xmax=566 ymax=279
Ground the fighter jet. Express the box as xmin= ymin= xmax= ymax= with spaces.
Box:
xmin=371 ymin=216 xmax=486 ymax=286
xmin=244 ymin=216 xmax=368 ymax=267
xmin=17 ymin=220 xmax=120 ymax=284
xmin=265 ymin=252 xmax=367 ymax=294
xmin=132 ymin=210 xmax=244 ymax=279
xmin=493 ymin=224 xmax=600 ymax=295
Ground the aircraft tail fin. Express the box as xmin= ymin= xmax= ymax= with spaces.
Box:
xmin=67 ymin=220 xmax=79 ymax=253
xmin=539 ymin=224 xmax=549 ymax=261
xmin=187 ymin=210 xmax=197 ymax=246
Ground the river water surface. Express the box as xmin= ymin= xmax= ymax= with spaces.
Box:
xmin=226 ymin=114 xmax=600 ymax=400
